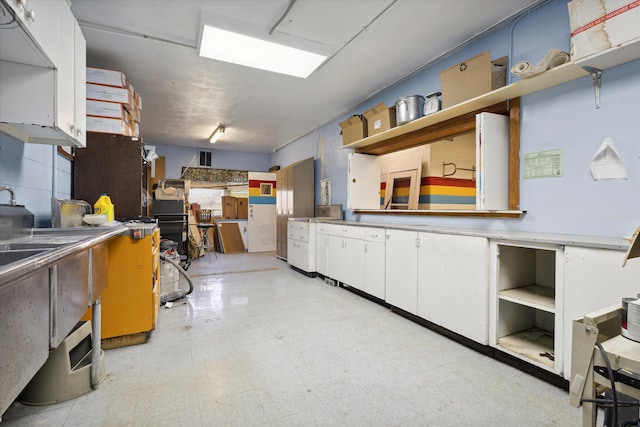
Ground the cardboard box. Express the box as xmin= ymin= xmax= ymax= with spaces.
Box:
xmin=87 ymin=83 xmax=131 ymax=105
xmin=339 ymin=115 xmax=366 ymax=145
xmin=363 ymin=102 xmax=396 ymax=137
xmin=568 ymin=0 xmax=640 ymax=63
xmin=86 ymin=99 xmax=125 ymax=119
xmin=86 ymin=116 xmax=131 ymax=135
xmin=86 ymin=67 xmax=127 ymax=88
xmin=440 ymin=51 xmax=507 ymax=108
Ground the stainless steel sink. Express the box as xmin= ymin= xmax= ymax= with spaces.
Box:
xmin=0 ymin=242 xmax=65 ymax=251
xmin=0 ymin=248 xmax=49 ymax=266
xmin=0 ymin=202 xmax=127 ymax=419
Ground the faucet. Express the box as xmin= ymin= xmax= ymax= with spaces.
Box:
xmin=0 ymin=186 xmax=17 ymax=206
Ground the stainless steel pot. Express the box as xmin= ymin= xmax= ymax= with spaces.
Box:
xmin=395 ymin=95 xmax=424 ymax=125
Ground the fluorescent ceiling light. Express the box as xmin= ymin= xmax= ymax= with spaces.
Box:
xmin=198 ymin=16 xmax=328 ymax=78
xmin=209 ymin=125 xmax=225 ymax=144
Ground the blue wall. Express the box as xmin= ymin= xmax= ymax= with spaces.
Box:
xmin=271 ymin=0 xmax=640 ymax=238
xmin=0 ymin=133 xmax=72 ymax=227
xmin=154 ymin=143 xmax=272 ymax=179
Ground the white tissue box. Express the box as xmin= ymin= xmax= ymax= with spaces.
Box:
xmin=568 ymin=0 xmax=640 ymax=65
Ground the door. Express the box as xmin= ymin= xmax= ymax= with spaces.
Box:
xmin=476 ymin=112 xmax=509 ymax=210
xmin=247 ymin=172 xmax=277 ymax=252
xmin=248 ymin=204 xmax=276 ymax=252
xmin=348 ymin=152 xmax=381 ymax=209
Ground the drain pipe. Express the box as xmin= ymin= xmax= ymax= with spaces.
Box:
xmin=159 ymin=253 xmax=194 ymax=304
xmin=90 ymin=296 xmax=101 ymax=389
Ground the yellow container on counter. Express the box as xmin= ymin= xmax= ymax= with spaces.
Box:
xmin=94 ymin=194 xmax=114 ymax=221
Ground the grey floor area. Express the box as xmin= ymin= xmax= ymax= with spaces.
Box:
xmin=2 ymin=251 xmax=585 ymax=426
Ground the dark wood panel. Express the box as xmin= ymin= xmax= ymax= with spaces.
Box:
xmin=73 ymin=133 xmax=146 ymax=219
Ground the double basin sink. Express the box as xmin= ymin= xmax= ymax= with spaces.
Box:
xmin=0 ymin=225 xmax=126 ymax=419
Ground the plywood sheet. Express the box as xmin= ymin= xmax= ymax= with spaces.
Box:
xmin=217 ymin=222 xmax=245 ymax=253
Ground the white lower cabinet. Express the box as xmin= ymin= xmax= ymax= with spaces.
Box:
xmin=287 ymin=221 xmax=316 ymax=273
xmin=326 ymin=224 xmax=364 ymax=288
xmin=316 ymin=224 xmax=329 ymax=277
xmin=562 ymin=246 xmax=640 ymax=379
xmin=417 ymin=233 xmax=489 ymax=344
xmin=323 ymin=224 xmax=386 ymax=298
xmin=489 ymin=241 xmax=564 ymax=375
xmin=362 ymin=228 xmax=385 ymax=299
xmin=385 ymin=229 xmax=418 ymax=314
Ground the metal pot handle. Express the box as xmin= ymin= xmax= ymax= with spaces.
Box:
xmin=397 ymin=99 xmax=407 ymax=111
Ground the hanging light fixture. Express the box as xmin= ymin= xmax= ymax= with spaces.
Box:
xmin=209 ymin=125 xmax=225 ymax=144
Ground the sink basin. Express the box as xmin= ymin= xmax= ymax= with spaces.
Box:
xmin=0 ymin=242 xmax=65 ymax=251
xmin=0 ymin=249 xmax=49 ymax=266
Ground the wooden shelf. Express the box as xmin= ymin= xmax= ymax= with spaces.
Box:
xmin=353 ymin=209 xmax=525 ymax=218
xmin=342 ymin=62 xmax=589 ymax=155
xmin=498 ymin=328 xmax=555 ymax=369
xmin=499 ymin=284 xmax=555 ymax=313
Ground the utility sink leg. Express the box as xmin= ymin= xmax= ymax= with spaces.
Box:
xmin=91 ymin=296 xmax=102 ymax=389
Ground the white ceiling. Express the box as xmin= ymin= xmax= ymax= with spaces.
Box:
xmin=70 ymin=0 xmax=542 ymax=154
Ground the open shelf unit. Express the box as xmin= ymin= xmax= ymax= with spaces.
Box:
xmin=494 ymin=243 xmax=561 ymax=372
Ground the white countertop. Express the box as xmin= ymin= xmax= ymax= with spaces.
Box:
xmin=308 ymin=219 xmax=630 ymax=251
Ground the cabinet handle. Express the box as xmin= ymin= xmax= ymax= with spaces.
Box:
xmin=371 ymin=234 xmax=378 ymax=238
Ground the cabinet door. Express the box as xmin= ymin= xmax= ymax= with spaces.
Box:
xmin=316 ymin=231 xmax=329 ymax=276
xmin=385 ymin=229 xmax=418 ymax=314
xmin=417 ymin=233 xmax=489 ymax=344
xmin=2 ymin=0 xmax=59 ymax=67
xmin=342 ymin=237 xmax=365 ymax=290
xmin=57 ymin=4 xmax=75 ymax=142
xmin=327 ymin=235 xmax=346 ymax=283
xmin=364 ymin=241 xmax=385 ymax=299
xmin=476 ymin=112 xmax=509 ymax=210
xmin=348 ymin=152 xmax=381 ymax=209
xmin=287 ymin=238 xmax=308 ymax=271
xmin=73 ymin=18 xmax=86 ymax=147
xmin=563 ymin=246 xmax=640 ymax=379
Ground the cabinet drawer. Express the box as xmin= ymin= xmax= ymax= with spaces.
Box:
xmin=316 ymin=223 xmax=329 ymax=234
xmin=287 ymin=221 xmax=311 ymax=242
xmin=362 ymin=227 xmax=385 ymax=243
xmin=326 ymin=224 xmax=364 ymax=240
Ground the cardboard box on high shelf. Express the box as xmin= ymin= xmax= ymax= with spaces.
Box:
xmin=86 ymin=99 xmax=126 ymax=119
xmin=363 ymin=102 xmax=396 ymax=136
xmin=339 ymin=115 xmax=367 ymax=145
xmin=87 ymin=83 xmax=131 ymax=105
xmin=86 ymin=116 xmax=132 ymax=136
xmin=568 ymin=0 xmax=640 ymax=63
xmin=440 ymin=51 xmax=507 ymax=109
xmin=86 ymin=67 xmax=127 ymax=88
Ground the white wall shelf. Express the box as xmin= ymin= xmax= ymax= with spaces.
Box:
xmin=341 ymin=62 xmax=589 ymax=153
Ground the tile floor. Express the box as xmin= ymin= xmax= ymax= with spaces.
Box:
xmin=2 ymin=251 xmax=586 ymax=426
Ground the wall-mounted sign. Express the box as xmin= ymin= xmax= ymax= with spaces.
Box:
xmin=524 ymin=149 xmax=562 ymax=178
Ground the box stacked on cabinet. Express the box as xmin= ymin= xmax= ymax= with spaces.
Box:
xmin=86 ymin=67 xmax=142 ymax=136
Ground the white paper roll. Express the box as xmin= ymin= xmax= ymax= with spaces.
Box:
xmin=511 ymin=49 xmax=570 ymax=79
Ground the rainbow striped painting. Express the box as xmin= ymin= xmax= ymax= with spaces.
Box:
xmin=380 ymin=176 xmax=475 ymax=209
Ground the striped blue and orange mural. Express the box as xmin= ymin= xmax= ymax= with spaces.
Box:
xmin=248 ymin=178 xmax=277 ymax=205
xmin=380 ymin=176 xmax=476 ymax=209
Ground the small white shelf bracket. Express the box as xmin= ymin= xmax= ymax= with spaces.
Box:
xmin=581 ymin=66 xmax=603 ymax=109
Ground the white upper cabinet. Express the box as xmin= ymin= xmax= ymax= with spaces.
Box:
xmin=0 ymin=0 xmax=86 ymax=147
xmin=0 ymin=0 xmax=59 ymax=67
